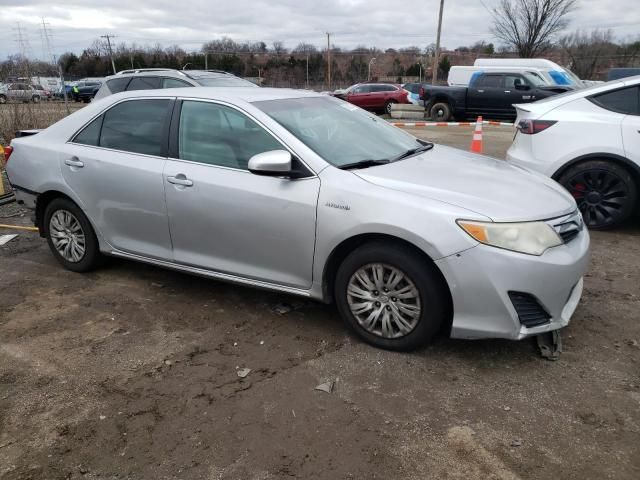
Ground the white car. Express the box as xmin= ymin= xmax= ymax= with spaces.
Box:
xmin=507 ymin=76 xmax=640 ymax=229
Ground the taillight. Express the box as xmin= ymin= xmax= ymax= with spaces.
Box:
xmin=517 ymin=119 xmax=557 ymax=135
xmin=3 ymin=145 xmax=13 ymax=163
xmin=419 ymin=87 xmax=425 ymax=98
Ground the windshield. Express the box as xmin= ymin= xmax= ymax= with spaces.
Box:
xmin=253 ymin=96 xmax=421 ymax=167
xmin=195 ymin=77 xmax=258 ymax=87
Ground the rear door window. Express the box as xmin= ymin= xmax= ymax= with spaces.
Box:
xmin=126 ymin=77 xmax=162 ymax=91
xmin=476 ymin=75 xmax=504 ymax=88
xmin=162 ymin=78 xmax=193 ymax=88
xmin=106 ymin=77 xmax=131 ymax=94
xmin=73 ymin=116 xmax=104 ymax=146
xmin=99 ymin=99 xmax=171 ymax=156
xmin=590 ymin=86 xmax=640 ymax=115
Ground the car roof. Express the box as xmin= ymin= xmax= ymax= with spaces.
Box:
xmin=104 ymin=86 xmax=324 ymax=103
xmin=104 ymin=69 xmax=237 ymax=82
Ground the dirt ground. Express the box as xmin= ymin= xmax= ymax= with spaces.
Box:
xmin=1 ymin=127 xmax=639 ymax=480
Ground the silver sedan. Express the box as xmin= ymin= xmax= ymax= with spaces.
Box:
xmin=5 ymin=88 xmax=589 ymax=350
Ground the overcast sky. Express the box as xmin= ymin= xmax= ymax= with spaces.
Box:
xmin=0 ymin=0 xmax=638 ymax=60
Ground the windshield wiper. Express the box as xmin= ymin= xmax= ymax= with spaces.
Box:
xmin=391 ymin=142 xmax=434 ymax=162
xmin=338 ymin=159 xmax=391 ymax=170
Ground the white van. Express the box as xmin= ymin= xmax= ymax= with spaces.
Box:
xmin=447 ymin=66 xmax=553 ymax=87
xmin=473 ymin=59 xmax=585 ymax=88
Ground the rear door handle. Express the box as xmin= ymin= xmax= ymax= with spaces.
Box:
xmin=167 ymin=175 xmax=193 ymax=187
xmin=64 ymin=157 xmax=84 ymax=168
xmin=504 ymin=90 xmax=511 ymax=93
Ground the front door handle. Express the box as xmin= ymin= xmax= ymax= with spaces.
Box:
xmin=167 ymin=175 xmax=193 ymax=187
xmin=504 ymin=90 xmax=511 ymax=93
xmin=64 ymin=157 xmax=84 ymax=168
xmin=476 ymin=89 xmax=484 ymax=93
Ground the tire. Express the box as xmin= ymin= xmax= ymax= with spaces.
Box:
xmin=43 ymin=198 xmax=102 ymax=272
xmin=384 ymin=100 xmax=396 ymax=115
xmin=32 ymin=95 xmax=40 ymax=104
xmin=0 ymin=95 xmax=6 ymax=104
xmin=557 ymin=160 xmax=637 ymax=230
xmin=334 ymin=241 xmax=448 ymax=351
xmin=429 ymin=102 xmax=452 ymax=121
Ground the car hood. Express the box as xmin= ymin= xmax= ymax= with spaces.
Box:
xmin=353 ymin=144 xmax=576 ymax=222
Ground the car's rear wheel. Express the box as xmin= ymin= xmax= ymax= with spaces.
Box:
xmin=44 ymin=198 xmax=102 ymax=272
xmin=334 ymin=242 xmax=448 ymax=351
xmin=384 ymin=100 xmax=396 ymax=115
xmin=32 ymin=95 xmax=40 ymax=104
xmin=0 ymin=95 xmax=6 ymax=104
xmin=429 ymin=102 xmax=451 ymax=121
xmin=558 ymin=160 xmax=637 ymax=229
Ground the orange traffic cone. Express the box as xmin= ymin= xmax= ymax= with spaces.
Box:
xmin=470 ymin=116 xmax=483 ymax=154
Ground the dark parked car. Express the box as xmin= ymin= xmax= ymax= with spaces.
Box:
xmin=420 ymin=71 xmax=570 ymax=121
xmin=607 ymin=68 xmax=640 ymax=81
xmin=342 ymin=83 xmax=410 ymax=114
xmin=72 ymin=81 xmax=102 ymax=102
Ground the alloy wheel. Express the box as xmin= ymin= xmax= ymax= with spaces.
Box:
xmin=346 ymin=263 xmax=421 ymax=339
xmin=566 ymin=169 xmax=630 ymax=227
xmin=49 ymin=210 xmax=86 ymax=263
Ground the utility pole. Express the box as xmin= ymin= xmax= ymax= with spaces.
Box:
xmin=432 ymin=0 xmax=445 ymax=85
xmin=205 ymin=52 xmax=208 ymax=70
xmin=368 ymin=57 xmax=376 ymax=81
xmin=326 ymin=32 xmax=331 ymax=90
xmin=101 ymin=34 xmax=117 ymax=74
xmin=306 ymin=53 xmax=309 ymax=89
xmin=41 ymin=18 xmax=69 ymax=113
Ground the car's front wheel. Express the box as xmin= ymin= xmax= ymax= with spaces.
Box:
xmin=334 ymin=242 xmax=448 ymax=351
xmin=558 ymin=160 xmax=637 ymax=229
xmin=0 ymin=95 xmax=6 ymax=104
xmin=44 ymin=198 xmax=102 ymax=272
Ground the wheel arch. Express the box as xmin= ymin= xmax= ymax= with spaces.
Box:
xmin=321 ymin=233 xmax=453 ymax=328
xmin=552 ymin=152 xmax=640 ymax=187
xmin=35 ymin=190 xmax=79 ymax=237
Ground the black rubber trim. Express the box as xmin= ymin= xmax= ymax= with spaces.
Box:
xmin=167 ymin=99 xmax=182 ymax=159
xmin=10 ymin=184 xmax=40 ymax=196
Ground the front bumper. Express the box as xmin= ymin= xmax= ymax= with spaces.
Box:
xmin=435 ymin=225 xmax=590 ymax=340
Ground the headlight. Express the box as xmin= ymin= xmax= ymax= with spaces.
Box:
xmin=457 ymin=220 xmax=562 ymax=256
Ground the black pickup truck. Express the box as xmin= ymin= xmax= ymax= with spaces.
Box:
xmin=419 ymin=71 xmax=571 ymax=121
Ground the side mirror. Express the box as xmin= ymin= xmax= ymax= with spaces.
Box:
xmin=248 ymin=150 xmax=292 ymax=177
xmin=515 ymin=83 xmax=530 ymax=91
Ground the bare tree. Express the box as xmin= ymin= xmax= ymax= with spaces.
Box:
xmin=272 ymin=41 xmax=287 ymax=56
xmin=559 ymin=29 xmax=615 ymax=79
xmin=491 ymin=0 xmax=576 ymax=57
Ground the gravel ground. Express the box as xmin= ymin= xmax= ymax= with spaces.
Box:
xmin=0 ymin=127 xmax=639 ymax=480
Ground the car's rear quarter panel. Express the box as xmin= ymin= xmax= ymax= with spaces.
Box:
xmin=532 ymin=98 xmax=626 ymax=177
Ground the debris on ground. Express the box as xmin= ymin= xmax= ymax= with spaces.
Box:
xmin=151 ymin=282 xmax=164 ymax=288
xmin=503 ymin=406 xmax=511 ymax=411
xmin=314 ymin=381 xmax=334 ymax=394
xmin=271 ymin=301 xmax=306 ymax=315
xmin=537 ymin=330 xmax=562 ymax=361
xmin=511 ymin=440 xmax=522 ymax=447
xmin=0 ymin=234 xmax=18 ymax=246
xmin=237 ymin=368 xmax=251 ymax=378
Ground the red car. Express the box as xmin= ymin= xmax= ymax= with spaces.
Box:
xmin=343 ymin=83 xmax=410 ymax=114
